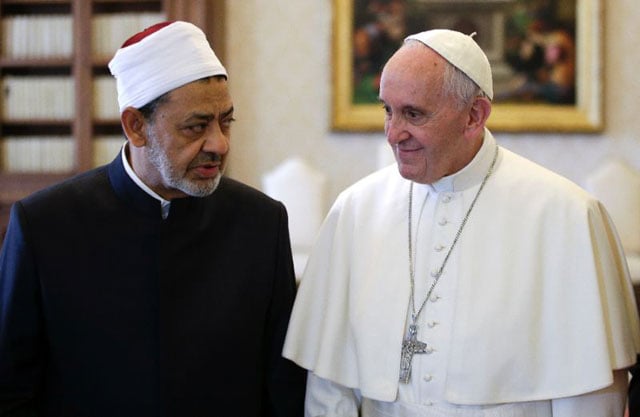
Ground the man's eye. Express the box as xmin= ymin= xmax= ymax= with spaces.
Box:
xmin=222 ymin=117 xmax=236 ymax=128
xmin=404 ymin=110 xmax=427 ymax=125
xmin=187 ymin=124 xmax=207 ymax=133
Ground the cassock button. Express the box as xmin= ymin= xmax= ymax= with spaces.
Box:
xmin=434 ymin=244 xmax=445 ymax=252
xmin=442 ymin=195 xmax=452 ymax=203
xmin=423 ymin=374 xmax=434 ymax=382
xmin=427 ymin=320 xmax=438 ymax=328
xmin=425 ymin=346 xmax=435 ymax=354
xmin=438 ymin=218 xmax=448 ymax=226
xmin=430 ymin=294 xmax=441 ymax=302
xmin=430 ymin=269 xmax=440 ymax=278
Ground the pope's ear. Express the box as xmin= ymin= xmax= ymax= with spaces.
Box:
xmin=464 ymin=96 xmax=491 ymax=138
xmin=121 ymin=107 xmax=148 ymax=147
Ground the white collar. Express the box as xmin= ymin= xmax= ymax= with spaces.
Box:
xmin=121 ymin=143 xmax=171 ymax=218
xmin=429 ymin=128 xmax=497 ymax=194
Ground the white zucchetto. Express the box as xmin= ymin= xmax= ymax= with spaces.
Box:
xmin=405 ymin=29 xmax=494 ymax=100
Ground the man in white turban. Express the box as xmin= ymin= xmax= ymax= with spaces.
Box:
xmin=0 ymin=21 xmax=306 ymax=416
xmin=283 ymin=29 xmax=640 ymax=416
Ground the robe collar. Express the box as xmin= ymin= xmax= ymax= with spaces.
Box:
xmin=426 ymin=129 xmax=496 ymax=194
xmin=107 ymin=146 xmax=165 ymax=219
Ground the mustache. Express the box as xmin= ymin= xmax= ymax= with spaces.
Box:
xmin=190 ymin=153 xmax=222 ymax=166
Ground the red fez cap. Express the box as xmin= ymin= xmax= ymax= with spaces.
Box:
xmin=121 ymin=21 xmax=175 ymax=48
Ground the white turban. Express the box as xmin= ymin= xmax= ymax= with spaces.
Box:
xmin=108 ymin=21 xmax=228 ymax=113
xmin=405 ymin=29 xmax=493 ymax=100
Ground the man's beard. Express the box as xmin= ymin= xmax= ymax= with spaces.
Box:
xmin=146 ymin=131 xmax=223 ymax=197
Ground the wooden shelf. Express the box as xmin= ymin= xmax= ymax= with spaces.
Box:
xmin=93 ymin=1 xmax=162 ymax=13
xmin=0 ymin=57 xmax=73 ymax=68
xmin=1 ymin=121 xmax=73 ymax=135
xmin=93 ymin=0 xmax=160 ymax=3
xmin=94 ymin=121 xmax=123 ymax=136
xmin=1 ymin=2 xmax=70 ymax=14
xmin=0 ymin=172 xmax=74 ymax=202
xmin=1 ymin=0 xmax=69 ymax=4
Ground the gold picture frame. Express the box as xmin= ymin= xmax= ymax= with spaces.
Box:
xmin=332 ymin=0 xmax=603 ymax=133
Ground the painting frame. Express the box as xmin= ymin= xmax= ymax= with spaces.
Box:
xmin=332 ymin=0 xmax=603 ymax=133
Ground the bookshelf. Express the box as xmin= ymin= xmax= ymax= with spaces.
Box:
xmin=0 ymin=0 xmax=226 ymax=244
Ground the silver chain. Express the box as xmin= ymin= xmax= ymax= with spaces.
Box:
xmin=408 ymin=145 xmax=499 ymax=323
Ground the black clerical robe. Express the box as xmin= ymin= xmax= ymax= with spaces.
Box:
xmin=0 ymin=154 xmax=306 ymax=416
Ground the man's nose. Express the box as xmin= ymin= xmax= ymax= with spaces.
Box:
xmin=385 ymin=114 xmax=410 ymax=144
xmin=202 ymin=123 xmax=229 ymax=155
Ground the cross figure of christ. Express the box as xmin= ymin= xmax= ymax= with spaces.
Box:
xmin=399 ymin=324 xmax=427 ymax=383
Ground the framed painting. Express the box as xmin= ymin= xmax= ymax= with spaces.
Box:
xmin=332 ymin=0 xmax=603 ymax=132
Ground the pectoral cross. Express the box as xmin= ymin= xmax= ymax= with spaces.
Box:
xmin=399 ymin=324 xmax=427 ymax=383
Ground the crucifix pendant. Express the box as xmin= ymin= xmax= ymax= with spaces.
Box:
xmin=399 ymin=323 xmax=427 ymax=383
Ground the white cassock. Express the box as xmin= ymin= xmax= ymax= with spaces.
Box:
xmin=283 ymin=130 xmax=640 ymax=417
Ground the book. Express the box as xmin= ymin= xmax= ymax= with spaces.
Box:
xmin=92 ymin=12 xmax=165 ymax=59
xmin=1 ymin=136 xmax=74 ymax=173
xmin=2 ymin=15 xmax=73 ymax=59
xmin=93 ymin=136 xmax=125 ymax=167
xmin=2 ymin=76 xmax=74 ymax=120
xmin=94 ymin=76 xmax=119 ymax=120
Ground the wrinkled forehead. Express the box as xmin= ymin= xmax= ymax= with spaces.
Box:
xmin=381 ymin=44 xmax=446 ymax=90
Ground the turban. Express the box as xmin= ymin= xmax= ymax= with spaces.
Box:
xmin=405 ymin=29 xmax=493 ymax=100
xmin=108 ymin=21 xmax=228 ymax=113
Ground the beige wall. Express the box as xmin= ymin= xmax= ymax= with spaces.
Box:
xmin=225 ymin=0 xmax=640 ymax=212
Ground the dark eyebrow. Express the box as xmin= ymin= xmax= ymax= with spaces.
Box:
xmin=186 ymin=106 xmax=234 ymax=122
xmin=186 ymin=113 xmax=214 ymax=122
xmin=221 ymin=106 xmax=234 ymax=119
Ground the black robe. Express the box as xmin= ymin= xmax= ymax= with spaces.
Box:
xmin=0 ymin=154 xmax=306 ymax=416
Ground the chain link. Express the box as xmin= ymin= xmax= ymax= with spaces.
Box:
xmin=408 ymin=145 xmax=499 ymax=323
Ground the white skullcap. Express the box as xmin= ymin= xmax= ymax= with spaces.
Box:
xmin=108 ymin=21 xmax=228 ymax=113
xmin=405 ymin=29 xmax=493 ymax=100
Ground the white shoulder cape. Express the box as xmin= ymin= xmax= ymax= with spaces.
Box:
xmin=283 ymin=133 xmax=640 ymax=404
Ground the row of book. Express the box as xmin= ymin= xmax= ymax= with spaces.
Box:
xmin=93 ymin=13 xmax=165 ymax=59
xmin=2 ymin=15 xmax=72 ymax=59
xmin=2 ymin=13 xmax=164 ymax=60
xmin=93 ymin=136 xmax=125 ymax=167
xmin=2 ymin=76 xmax=74 ymax=120
xmin=1 ymin=136 xmax=124 ymax=173
xmin=1 ymin=136 xmax=74 ymax=172
xmin=2 ymin=76 xmax=119 ymax=120
xmin=93 ymin=76 xmax=119 ymax=120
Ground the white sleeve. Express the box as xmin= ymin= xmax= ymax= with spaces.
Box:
xmin=551 ymin=369 xmax=628 ymax=417
xmin=305 ymin=371 xmax=361 ymax=417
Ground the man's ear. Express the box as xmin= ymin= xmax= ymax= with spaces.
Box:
xmin=121 ymin=107 xmax=148 ymax=147
xmin=464 ymin=96 xmax=492 ymax=138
